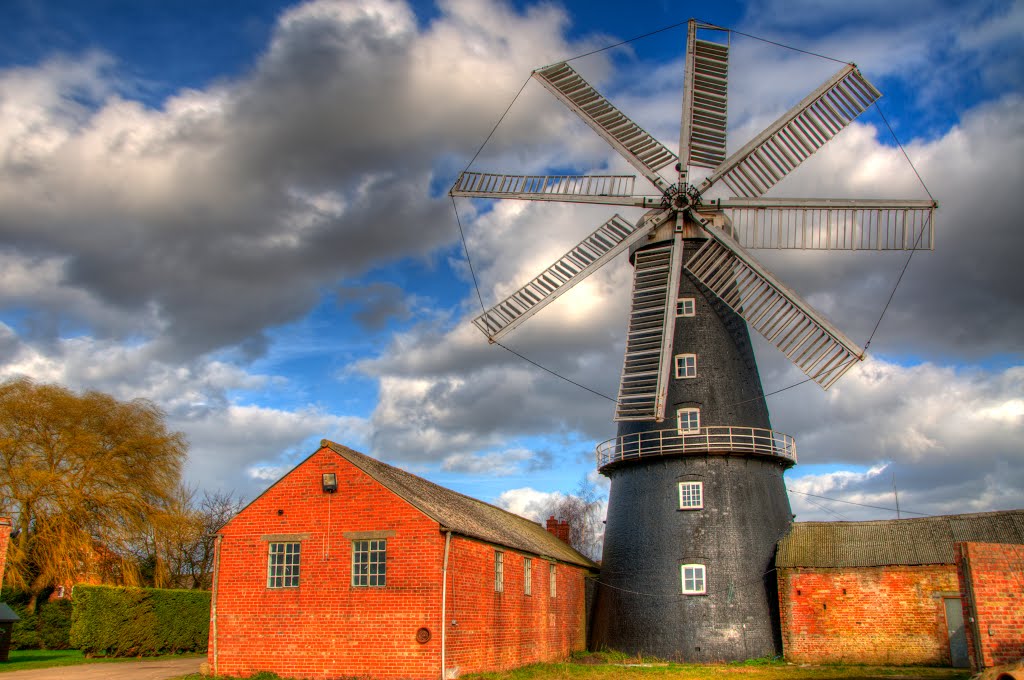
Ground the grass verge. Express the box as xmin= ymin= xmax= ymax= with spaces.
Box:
xmin=461 ymin=653 xmax=973 ymax=680
xmin=169 ymin=656 xmax=972 ymax=680
xmin=0 ymin=649 xmax=203 ymax=673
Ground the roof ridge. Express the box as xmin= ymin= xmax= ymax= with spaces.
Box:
xmin=792 ymin=508 xmax=1024 ymax=527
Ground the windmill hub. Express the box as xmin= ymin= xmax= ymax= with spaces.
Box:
xmin=662 ymin=184 xmax=691 ymax=211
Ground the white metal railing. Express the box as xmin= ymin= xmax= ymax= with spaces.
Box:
xmin=595 ymin=426 xmax=797 ymax=469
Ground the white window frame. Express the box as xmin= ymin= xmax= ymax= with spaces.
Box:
xmin=678 ymin=481 xmax=704 ymax=509
xmin=674 ymin=353 xmax=697 ymax=379
xmin=676 ymin=297 xmax=695 ymax=317
xmin=681 ymin=564 xmax=706 ymax=595
xmin=524 ymin=557 xmax=532 ymax=596
xmin=677 ymin=407 xmax=700 ymax=434
xmin=495 ymin=551 xmax=504 ymax=593
xmin=351 ymin=539 xmax=387 ymax=587
xmin=549 ymin=563 xmax=557 ymax=598
xmin=267 ymin=542 xmax=300 ymax=589
xmin=675 ymin=296 xmax=692 ymax=319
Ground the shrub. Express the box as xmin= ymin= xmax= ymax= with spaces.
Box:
xmin=70 ymin=585 xmax=209 ymax=656
xmin=0 ymin=588 xmax=72 ymax=650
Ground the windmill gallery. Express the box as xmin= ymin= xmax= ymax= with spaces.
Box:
xmin=205 ymin=20 xmax=1023 ymax=680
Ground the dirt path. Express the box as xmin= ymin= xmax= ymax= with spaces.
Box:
xmin=0 ymin=657 xmax=200 ymax=680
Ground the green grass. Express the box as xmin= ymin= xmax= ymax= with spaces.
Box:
xmin=0 ymin=649 xmax=203 ymax=673
xmin=461 ymin=654 xmax=974 ymax=680
xmin=169 ymin=655 xmax=972 ymax=680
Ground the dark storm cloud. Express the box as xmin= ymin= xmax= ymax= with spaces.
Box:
xmin=0 ymin=0 xmax=596 ymax=361
xmin=336 ymin=282 xmax=411 ymax=331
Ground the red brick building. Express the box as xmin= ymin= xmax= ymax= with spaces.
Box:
xmin=956 ymin=541 xmax=1024 ymax=671
xmin=776 ymin=510 xmax=1024 ymax=668
xmin=209 ymin=440 xmax=597 ymax=680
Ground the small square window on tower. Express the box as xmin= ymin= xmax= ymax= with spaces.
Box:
xmin=677 ymin=407 xmax=700 ymax=434
xmin=679 ymin=481 xmax=704 ymax=509
xmin=676 ymin=297 xmax=695 ymax=317
xmin=674 ymin=353 xmax=697 ymax=379
xmin=681 ymin=564 xmax=706 ymax=594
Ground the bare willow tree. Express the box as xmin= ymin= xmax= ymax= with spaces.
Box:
xmin=143 ymin=487 xmax=243 ymax=589
xmin=0 ymin=377 xmax=187 ymax=608
xmin=542 ymin=477 xmax=606 ymax=562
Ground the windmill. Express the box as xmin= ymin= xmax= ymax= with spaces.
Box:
xmin=451 ymin=20 xmax=935 ymax=661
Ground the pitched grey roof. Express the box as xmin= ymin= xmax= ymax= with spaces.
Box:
xmin=776 ymin=509 xmax=1024 ymax=568
xmin=323 ymin=440 xmax=598 ymax=570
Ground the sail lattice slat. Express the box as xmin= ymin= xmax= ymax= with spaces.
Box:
xmin=687 ymin=39 xmax=729 ymax=168
xmin=452 ymin=172 xmax=640 ymax=206
xmin=720 ymin=199 xmax=936 ymax=250
xmin=615 ymin=243 xmax=677 ymax=421
xmin=473 ymin=214 xmax=651 ymax=341
xmin=534 ymin=63 xmax=677 ymax=189
xmin=704 ymin=65 xmax=881 ymax=198
xmin=685 ymin=235 xmax=864 ymax=389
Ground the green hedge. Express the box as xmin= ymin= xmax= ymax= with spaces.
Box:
xmin=69 ymin=585 xmax=210 ymax=656
xmin=0 ymin=588 xmax=73 ymax=650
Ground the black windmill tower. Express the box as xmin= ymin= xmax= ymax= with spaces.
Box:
xmin=451 ymin=20 xmax=935 ymax=661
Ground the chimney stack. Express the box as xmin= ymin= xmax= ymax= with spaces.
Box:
xmin=545 ymin=515 xmax=571 ymax=544
xmin=0 ymin=518 xmax=11 ymax=584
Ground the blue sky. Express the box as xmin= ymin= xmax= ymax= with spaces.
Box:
xmin=0 ymin=0 xmax=1021 ymax=525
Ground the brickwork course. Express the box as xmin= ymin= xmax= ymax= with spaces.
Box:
xmin=209 ymin=441 xmax=596 ymax=680
xmin=776 ymin=510 xmax=1024 ymax=667
xmin=956 ymin=541 xmax=1024 ymax=670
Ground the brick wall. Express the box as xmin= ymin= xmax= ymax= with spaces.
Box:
xmin=210 ymin=446 xmax=591 ymax=679
xmin=211 ymin=448 xmax=444 ymax=679
xmin=444 ymin=535 xmax=588 ymax=676
xmin=0 ymin=517 xmax=10 ymax=585
xmin=778 ymin=564 xmax=959 ymax=665
xmin=956 ymin=541 xmax=1024 ymax=670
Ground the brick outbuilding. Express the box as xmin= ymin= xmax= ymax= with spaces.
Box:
xmin=209 ymin=440 xmax=597 ymax=680
xmin=776 ymin=510 xmax=1024 ymax=668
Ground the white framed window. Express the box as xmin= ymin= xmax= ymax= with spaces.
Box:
xmin=676 ymin=297 xmax=695 ymax=317
xmin=267 ymin=542 xmax=300 ymax=588
xmin=352 ymin=539 xmax=387 ymax=587
xmin=679 ymin=481 xmax=704 ymax=509
xmin=681 ymin=564 xmax=706 ymax=594
xmin=495 ymin=551 xmax=504 ymax=593
xmin=677 ymin=407 xmax=700 ymax=434
xmin=524 ymin=557 xmax=532 ymax=596
xmin=674 ymin=353 xmax=697 ymax=379
xmin=549 ymin=563 xmax=557 ymax=598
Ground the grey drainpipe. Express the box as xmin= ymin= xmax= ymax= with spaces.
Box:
xmin=210 ymin=534 xmax=222 ymax=675
xmin=440 ymin=530 xmax=452 ymax=680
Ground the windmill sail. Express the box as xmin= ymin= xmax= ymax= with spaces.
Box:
xmin=684 ymin=225 xmax=864 ymax=389
xmin=473 ymin=213 xmax=660 ymax=341
xmin=615 ymin=237 xmax=682 ymax=421
xmin=681 ymin=23 xmax=729 ymax=170
xmin=451 ymin=172 xmax=648 ymax=207
xmin=533 ymin=62 xmax=677 ymax=191
xmin=716 ymin=198 xmax=936 ymax=250
xmin=701 ymin=64 xmax=881 ymax=198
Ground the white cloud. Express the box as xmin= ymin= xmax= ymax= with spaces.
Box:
xmin=1 ymin=0 xmax=1021 ymax=528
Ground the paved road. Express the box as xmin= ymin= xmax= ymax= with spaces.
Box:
xmin=0 ymin=658 xmax=201 ymax=680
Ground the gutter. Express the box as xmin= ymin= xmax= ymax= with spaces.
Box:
xmin=440 ymin=529 xmax=452 ymax=680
